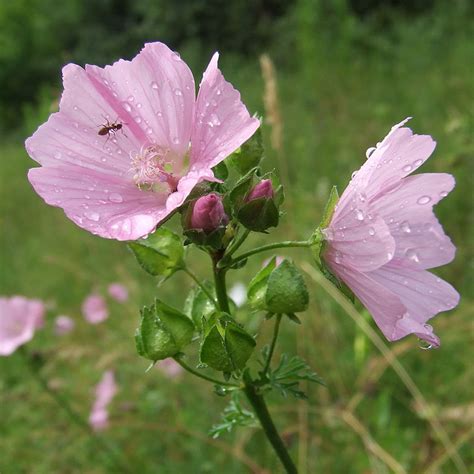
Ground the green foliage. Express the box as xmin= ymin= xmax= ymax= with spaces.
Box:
xmin=209 ymin=393 xmax=258 ymax=438
xmin=128 ymin=227 xmax=184 ymax=279
xmin=261 ymin=349 xmax=325 ymax=399
xmin=227 ymin=128 xmax=264 ymax=175
xmin=183 ymin=282 xmax=216 ymax=327
xmin=247 ymin=256 xmax=278 ymax=310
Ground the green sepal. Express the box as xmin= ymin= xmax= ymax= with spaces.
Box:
xmin=247 ymin=256 xmax=278 ymax=310
xmin=227 ymin=167 xmax=258 ymax=213
xmin=212 ymin=161 xmax=229 ymax=181
xmin=135 ymin=299 xmax=194 ymax=361
xmin=265 ymin=259 xmax=309 ymax=314
xmin=237 ymin=197 xmax=279 ymax=232
xmin=128 ymin=228 xmax=184 ymax=279
xmin=184 ymin=281 xmax=216 ymax=328
xmin=227 ymin=128 xmax=263 ymax=175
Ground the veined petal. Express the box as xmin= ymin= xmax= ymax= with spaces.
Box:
xmin=28 ymin=165 xmax=169 ymax=241
xmin=191 ymin=53 xmax=260 ymax=171
xmin=368 ymin=263 xmax=460 ymax=346
xmin=372 ymin=173 xmax=456 ymax=269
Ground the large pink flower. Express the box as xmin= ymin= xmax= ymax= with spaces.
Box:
xmin=26 ymin=42 xmax=260 ymax=241
xmin=0 ymin=296 xmax=45 ymax=356
xmin=322 ymin=119 xmax=459 ymax=347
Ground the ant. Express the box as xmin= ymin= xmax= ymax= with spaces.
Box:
xmin=97 ymin=116 xmax=127 ymax=143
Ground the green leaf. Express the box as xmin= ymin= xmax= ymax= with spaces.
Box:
xmin=135 ymin=300 xmax=194 ymax=361
xmin=209 ymin=392 xmax=258 ymax=438
xmin=227 ymin=128 xmax=263 ymax=175
xmin=265 ymin=259 xmax=309 ymax=314
xmin=128 ymin=228 xmax=184 ymax=278
xmin=247 ymin=256 xmax=278 ymax=310
xmin=212 ymin=161 xmax=229 ymax=180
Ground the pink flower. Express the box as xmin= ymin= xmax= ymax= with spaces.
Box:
xmin=157 ymin=358 xmax=183 ymax=379
xmin=322 ymin=119 xmax=459 ymax=348
xmin=54 ymin=315 xmax=75 ymax=335
xmin=26 ymin=42 xmax=260 ymax=241
xmin=189 ymin=193 xmax=228 ymax=232
xmin=89 ymin=370 xmax=118 ymax=431
xmin=82 ymin=293 xmax=108 ymax=324
xmin=0 ymin=296 xmax=45 ymax=356
xmin=107 ymin=283 xmax=129 ymax=303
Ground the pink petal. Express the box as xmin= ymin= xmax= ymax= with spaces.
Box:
xmin=54 ymin=315 xmax=75 ymax=336
xmin=372 ymin=173 xmax=456 ymax=269
xmin=190 ymin=53 xmax=260 ymax=171
xmin=369 ymin=263 xmax=460 ymax=346
xmin=328 ymin=265 xmax=407 ymax=340
xmin=107 ymin=283 xmax=129 ymax=303
xmin=29 ymin=164 xmax=168 ymax=240
xmin=82 ymin=293 xmax=108 ymax=324
xmin=0 ymin=296 xmax=45 ymax=356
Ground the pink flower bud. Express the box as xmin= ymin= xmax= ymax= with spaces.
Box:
xmin=190 ymin=193 xmax=228 ymax=233
xmin=246 ymin=179 xmax=274 ymax=202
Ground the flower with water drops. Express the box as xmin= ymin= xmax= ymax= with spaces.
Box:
xmin=0 ymin=296 xmax=45 ymax=356
xmin=26 ymin=42 xmax=259 ymax=240
xmin=321 ymin=118 xmax=459 ymax=347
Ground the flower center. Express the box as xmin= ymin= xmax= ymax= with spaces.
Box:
xmin=130 ymin=145 xmax=180 ymax=193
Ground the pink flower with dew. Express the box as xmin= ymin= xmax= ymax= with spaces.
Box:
xmin=322 ymin=118 xmax=459 ymax=348
xmin=0 ymin=296 xmax=45 ymax=356
xmin=26 ymin=42 xmax=260 ymax=241
xmin=82 ymin=293 xmax=108 ymax=324
xmin=54 ymin=315 xmax=75 ymax=335
xmin=89 ymin=370 xmax=118 ymax=431
xmin=157 ymin=358 xmax=183 ymax=379
xmin=107 ymin=283 xmax=129 ymax=303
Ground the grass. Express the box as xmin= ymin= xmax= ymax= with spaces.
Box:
xmin=1 ymin=5 xmax=473 ymax=473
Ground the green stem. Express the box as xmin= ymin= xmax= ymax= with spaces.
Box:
xmin=225 ymin=228 xmax=251 ymax=259
xmin=243 ymin=382 xmax=298 ymax=474
xmin=182 ymin=267 xmax=219 ymax=308
xmin=173 ymin=356 xmax=238 ymax=387
xmin=212 ymin=254 xmax=231 ymax=313
xmin=262 ymin=314 xmax=282 ymax=377
xmin=225 ymin=240 xmax=310 ymax=269
xmin=20 ymin=349 xmax=130 ymax=473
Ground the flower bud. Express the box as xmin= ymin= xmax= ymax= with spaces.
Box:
xmin=190 ymin=193 xmax=228 ymax=233
xmin=246 ymin=179 xmax=274 ymax=202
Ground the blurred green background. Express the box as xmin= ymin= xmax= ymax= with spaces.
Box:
xmin=0 ymin=0 xmax=473 ymax=472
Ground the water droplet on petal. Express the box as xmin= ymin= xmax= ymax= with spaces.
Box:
xmin=413 ymin=159 xmax=423 ymax=167
xmin=54 ymin=151 xmax=62 ymax=159
xmin=136 ymin=103 xmax=142 ymax=109
xmin=351 ymin=171 xmax=358 ymax=179
xmin=174 ymin=88 xmax=183 ymax=97
xmin=400 ymin=220 xmax=411 ymax=233
xmin=127 ymin=95 xmax=134 ymax=102
xmin=151 ymin=81 xmax=159 ymax=90
xmin=85 ymin=211 xmax=100 ymax=222
xmin=171 ymin=52 xmax=181 ymax=61
xmin=172 ymin=137 xmax=180 ymax=145
xmin=439 ymin=190 xmax=448 ymax=197
xmin=123 ymin=102 xmax=132 ymax=112
xmin=334 ymin=252 xmax=342 ymax=264
xmin=417 ymin=195 xmax=431 ymax=205
xmin=366 ymin=147 xmax=376 ymax=159
xmin=134 ymin=116 xmax=142 ymax=124
xmin=402 ymin=164 xmax=412 ymax=172
xmin=405 ymin=248 xmax=420 ymax=263
xmin=354 ymin=209 xmax=364 ymax=221
xmin=387 ymin=252 xmax=393 ymax=260
xmin=109 ymin=193 xmax=123 ymax=203
xmin=208 ymin=113 xmax=221 ymax=127
xmin=368 ymin=227 xmax=375 ymax=236
xmin=216 ymin=89 xmax=222 ymax=96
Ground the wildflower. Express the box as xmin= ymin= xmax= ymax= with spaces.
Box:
xmin=26 ymin=42 xmax=259 ymax=241
xmin=82 ymin=293 xmax=108 ymax=324
xmin=107 ymin=283 xmax=129 ymax=303
xmin=89 ymin=370 xmax=118 ymax=431
xmin=54 ymin=315 xmax=75 ymax=335
xmin=322 ymin=119 xmax=459 ymax=347
xmin=0 ymin=296 xmax=45 ymax=356
xmin=189 ymin=193 xmax=228 ymax=233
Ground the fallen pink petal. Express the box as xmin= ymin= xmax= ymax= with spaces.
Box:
xmin=82 ymin=293 xmax=108 ymax=325
xmin=0 ymin=296 xmax=45 ymax=356
xmin=25 ymin=42 xmax=259 ymax=241
xmin=89 ymin=370 xmax=118 ymax=431
xmin=107 ymin=283 xmax=129 ymax=303
xmin=322 ymin=119 xmax=460 ymax=347
xmin=54 ymin=315 xmax=75 ymax=335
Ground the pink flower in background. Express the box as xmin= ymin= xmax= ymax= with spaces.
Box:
xmin=229 ymin=282 xmax=247 ymax=307
xmin=0 ymin=296 xmax=45 ymax=356
xmin=107 ymin=283 xmax=129 ymax=303
xmin=54 ymin=315 xmax=75 ymax=335
xmin=82 ymin=293 xmax=108 ymax=324
xmin=89 ymin=370 xmax=118 ymax=431
xmin=26 ymin=42 xmax=260 ymax=241
xmin=322 ymin=119 xmax=459 ymax=347
xmin=157 ymin=358 xmax=183 ymax=378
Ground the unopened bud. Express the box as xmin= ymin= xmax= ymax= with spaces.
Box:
xmin=190 ymin=193 xmax=228 ymax=233
xmin=246 ymin=179 xmax=274 ymax=202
